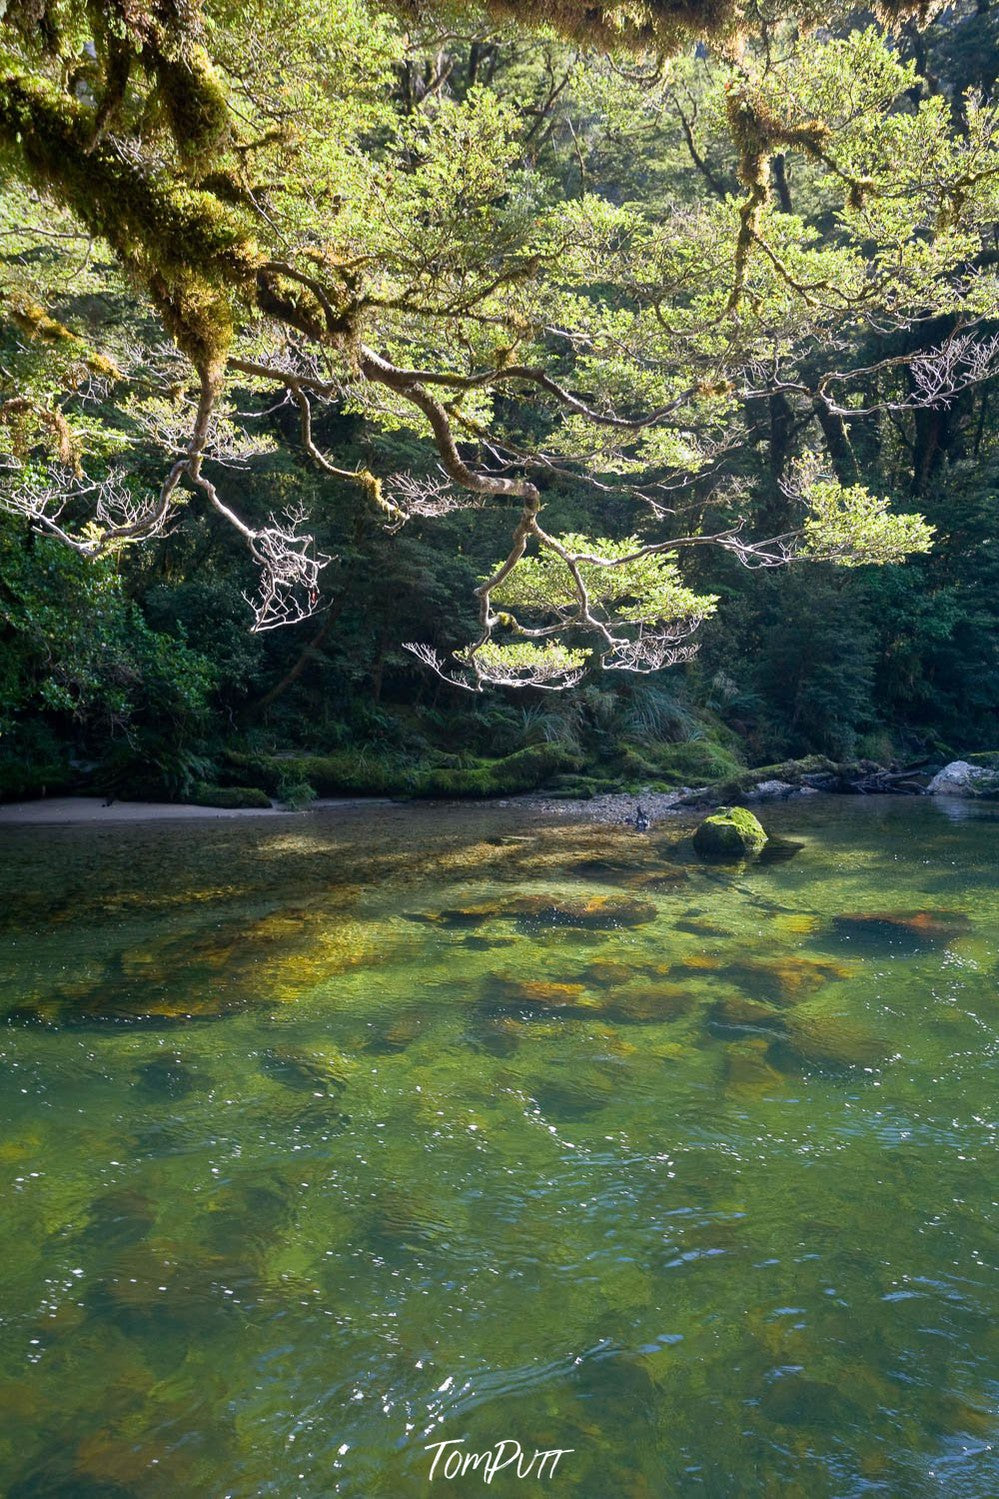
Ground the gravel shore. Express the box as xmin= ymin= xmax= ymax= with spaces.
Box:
xmin=523 ymin=788 xmax=696 ymax=825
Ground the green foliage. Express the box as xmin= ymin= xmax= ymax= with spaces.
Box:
xmin=1 ymin=3 xmax=998 ymax=787
xmin=469 ymin=640 xmax=590 ymax=687
xmin=225 ymin=741 xmax=581 ymax=799
xmin=651 ymin=740 xmax=743 ymax=785
xmin=492 ymin=537 xmax=719 ymax=625
xmin=190 ymin=783 xmax=272 ymax=808
xmin=0 ymin=718 xmax=71 ymax=799
xmin=619 ymin=682 xmax=702 ymax=745
xmin=0 ymin=518 xmax=216 ymax=800
xmin=227 ymin=749 xmax=411 ymax=797
xmin=97 ymin=737 xmax=217 ymax=802
xmin=418 ymin=743 xmax=582 ymax=796
xmin=277 ymin=776 xmax=317 ymax=810
xmin=796 ymin=461 xmax=935 ymax=566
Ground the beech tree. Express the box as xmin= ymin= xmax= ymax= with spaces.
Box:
xmin=2 ymin=1 xmax=995 ymax=686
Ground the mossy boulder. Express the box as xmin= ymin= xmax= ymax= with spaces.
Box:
xmin=224 ymin=742 xmax=579 ymax=800
xmin=927 ymin=760 xmax=999 ymax=798
xmin=191 ymin=783 xmax=272 ymax=809
xmin=966 ymin=751 xmax=999 ymax=771
xmin=417 ymin=743 xmax=582 ymax=797
xmin=692 ymin=806 xmax=768 ymax=860
xmin=224 ymin=748 xmax=408 ymax=796
xmin=544 ymin=774 xmax=605 ymax=799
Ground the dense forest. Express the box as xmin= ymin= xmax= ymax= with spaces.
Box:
xmin=3 ymin=0 xmax=999 ymax=805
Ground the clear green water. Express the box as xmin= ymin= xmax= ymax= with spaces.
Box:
xmin=0 ymin=796 xmax=996 ymax=1498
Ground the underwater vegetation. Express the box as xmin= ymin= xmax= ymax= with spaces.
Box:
xmin=0 ymin=796 xmax=996 ymax=1498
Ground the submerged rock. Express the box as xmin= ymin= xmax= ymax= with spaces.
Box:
xmin=508 ymin=893 xmax=658 ymax=929
xmin=464 ymin=1014 xmax=525 ymax=1057
xmin=564 ymin=856 xmax=638 ymax=881
xmin=8 ymin=899 xmax=384 ymax=1027
xmin=760 ymin=1371 xmax=851 ymax=1427
xmin=364 ymin=1012 xmax=425 ymax=1054
xmin=532 ymin=1063 xmax=618 ymax=1117
xmin=584 ymin=958 xmax=637 ymax=985
xmin=412 ymin=891 xmax=657 ymax=930
xmin=460 ymin=934 xmax=517 ymax=951
xmin=482 ymin=963 xmax=696 ymax=1024
xmin=92 ymin=1249 xmax=261 ymax=1336
xmin=774 ymin=913 xmax=820 ymax=936
xmin=756 ymin=836 xmax=806 ymax=866
xmin=258 ymin=1045 xmax=349 ymax=1095
xmin=367 ymin=1189 xmax=465 ymax=1258
xmin=569 ymin=856 xmax=689 ymax=890
xmin=832 ymin=909 xmax=970 ymax=950
xmin=133 ymin=1052 xmax=200 ymax=1098
xmin=35 ymin=976 xmax=255 ymax=1026
xmin=724 ymin=1038 xmax=786 ymax=1095
xmin=201 ymin=1175 xmax=299 ymax=1257
xmin=9 ymin=1456 xmax=142 ymax=1499
xmin=481 ymin=977 xmax=590 ymax=1016
xmin=692 ymin=807 xmax=768 ymax=860
xmin=721 ymin=955 xmax=854 ymax=1006
xmin=620 ymin=866 xmax=690 ymax=891
xmin=779 ymin=999 xmax=889 ymax=1070
xmin=676 ymin=915 xmax=732 ymax=938
xmin=709 ymin=994 xmax=786 ymax=1031
xmin=604 ymin=982 xmax=695 ymax=1024
xmin=79 ymin=1189 xmax=156 ymax=1254
xmin=408 ymin=902 xmax=498 ymax=927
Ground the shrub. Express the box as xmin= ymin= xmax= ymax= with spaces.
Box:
xmin=414 ymin=743 xmax=582 ymax=797
xmin=190 ymin=783 xmax=272 ymax=809
xmin=277 ymin=777 xmax=317 ymax=810
xmin=653 ymin=741 xmax=744 ymax=785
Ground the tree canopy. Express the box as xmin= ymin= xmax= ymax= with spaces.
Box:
xmin=1 ymin=0 xmax=996 ymax=693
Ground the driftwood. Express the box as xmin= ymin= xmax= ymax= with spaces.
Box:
xmin=827 ymin=758 xmax=931 ymax=795
xmin=845 ymin=767 xmax=928 ymax=795
xmin=681 ymin=758 xmax=935 ymax=810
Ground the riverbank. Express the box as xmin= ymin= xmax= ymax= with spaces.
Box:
xmin=0 ymin=795 xmax=388 ymax=824
xmin=0 ymin=790 xmax=680 ymax=828
xmin=1 ymin=750 xmax=990 ymax=828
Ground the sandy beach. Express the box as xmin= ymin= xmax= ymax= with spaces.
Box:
xmin=0 ymin=796 xmax=292 ymax=825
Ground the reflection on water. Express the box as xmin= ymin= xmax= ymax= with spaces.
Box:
xmin=0 ymin=796 xmax=997 ymax=1496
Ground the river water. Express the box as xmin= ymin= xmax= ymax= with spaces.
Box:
xmin=0 ymin=795 xmax=996 ymax=1497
